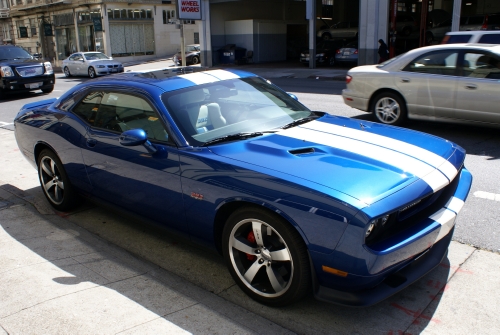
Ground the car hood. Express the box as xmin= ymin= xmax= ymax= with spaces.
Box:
xmin=0 ymin=59 xmax=45 ymax=67
xmin=209 ymin=115 xmax=464 ymax=207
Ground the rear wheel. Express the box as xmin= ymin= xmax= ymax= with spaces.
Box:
xmin=37 ymin=149 xmax=78 ymax=212
xmin=88 ymin=67 xmax=96 ymax=79
xmin=64 ymin=66 xmax=71 ymax=77
xmin=191 ymin=56 xmax=199 ymax=65
xmin=371 ymin=92 xmax=407 ymax=126
xmin=222 ymin=207 xmax=311 ymax=306
xmin=322 ymin=33 xmax=332 ymax=41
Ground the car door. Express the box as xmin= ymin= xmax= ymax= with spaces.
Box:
xmin=454 ymin=50 xmax=500 ymax=124
xmin=73 ymin=54 xmax=85 ymax=75
xmin=395 ymin=49 xmax=459 ymax=120
xmin=71 ymin=88 xmax=188 ymax=235
xmin=66 ymin=54 xmax=79 ymax=74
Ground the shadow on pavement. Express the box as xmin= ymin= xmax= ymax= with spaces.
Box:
xmin=0 ymin=181 xmax=454 ymax=334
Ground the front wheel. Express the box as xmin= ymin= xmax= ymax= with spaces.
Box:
xmin=88 ymin=67 xmax=96 ymax=79
xmin=64 ymin=66 xmax=71 ymax=77
xmin=371 ymin=92 xmax=407 ymax=126
xmin=222 ymin=207 xmax=311 ymax=306
xmin=38 ymin=149 xmax=78 ymax=212
xmin=191 ymin=56 xmax=199 ymax=65
xmin=41 ymin=86 xmax=54 ymax=94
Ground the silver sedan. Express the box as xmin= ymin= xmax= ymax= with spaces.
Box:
xmin=342 ymin=44 xmax=500 ymax=127
xmin=62 ymin=52 xmax=124 ymax=78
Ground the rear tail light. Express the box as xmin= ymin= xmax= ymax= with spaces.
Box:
xmin=354 ymin=49 xmax=358 ymax=54
xmin=441 ymin=35 xmax=450 ymax=44
xmin=481 ymin=15 xmax=489 ymax=30
xmin=336 ymin=49 xmax=341 ymax=54
xmin=346 ymin=75 xmax=352 ymax=84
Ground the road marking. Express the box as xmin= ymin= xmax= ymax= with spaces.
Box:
xmin=0 ymin=121 xmax=14 ymax=127
xmin=474 ymin=191 xmax=500 ymax=202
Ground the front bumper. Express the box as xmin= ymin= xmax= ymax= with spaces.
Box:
xmin=1 ymin=74 xmax=55 ymax=93
xmin=96 ymin=67 xmax=124 ymax=76
xmin=312 ymin=167 xmax=472 ymax=306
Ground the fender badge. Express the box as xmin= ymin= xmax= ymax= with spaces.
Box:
xmin=191 ymin=192 xmax=204 ymax=200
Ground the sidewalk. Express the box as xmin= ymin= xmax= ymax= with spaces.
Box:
xmin=1 ymin=63 xmax=500 ymax=333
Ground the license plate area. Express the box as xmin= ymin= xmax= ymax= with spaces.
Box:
xmin=25 ymin=82 xmax=42 ymax=89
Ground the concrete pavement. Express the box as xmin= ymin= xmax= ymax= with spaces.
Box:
xmin=1 ymin=60 xmax=500 ymax=334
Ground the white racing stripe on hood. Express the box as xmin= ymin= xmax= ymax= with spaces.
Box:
xmin=279 ymin=126 xmax=448 ymax=191
xmin=178 ymin=73 xmax=218 ymax=85
xmin=303 ymin=121 xmax=458 ymax=181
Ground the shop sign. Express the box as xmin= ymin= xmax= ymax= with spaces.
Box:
xmin=43 ymin=23 xmax=53 ymax=36
xmin=177 ymin=0 xmax=201 ymax=20
xmin=93 ymin=18 xmax=103 ymax=32
xmin=19 ymin=27 xmax=28 ymax=38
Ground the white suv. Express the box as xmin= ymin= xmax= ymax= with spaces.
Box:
xmin=442 ymin=30 xmax=500 ymax=44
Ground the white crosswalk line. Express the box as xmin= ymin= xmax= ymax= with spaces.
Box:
xmin=474 ymin=191 xmax=500 ymax=202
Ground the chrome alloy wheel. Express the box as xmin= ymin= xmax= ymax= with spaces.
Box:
xmin=375 ymin=97 xmax=401 ymax=124
xmin=39 ymin=156 xmax=65 ymax=205
xmin=228 ymin=218 xmax=293 ymax=298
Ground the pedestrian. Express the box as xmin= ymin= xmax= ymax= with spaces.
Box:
xmin=378 ymin=39 xmax=389 ymax=63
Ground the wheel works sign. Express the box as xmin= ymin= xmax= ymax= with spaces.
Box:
xmin=177 ymin=0 xmax=202 ymax=20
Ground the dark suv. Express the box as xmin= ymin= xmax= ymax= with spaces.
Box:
xmin=0 ymin=45 xmax=55 ymax=99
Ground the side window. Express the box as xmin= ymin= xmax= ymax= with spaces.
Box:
xmin=403 ymin=51 xmax=458 ymax=76
xmin=462 ymin=52 xmax=500 ymax=79
xmin=478 ymin=34 xmax=500 ymax=44
xmin=72 ymin=91 xmax=170 ymax=142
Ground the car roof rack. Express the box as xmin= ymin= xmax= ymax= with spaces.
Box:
xmin=129 ymin=66 xmax=210 ymax=80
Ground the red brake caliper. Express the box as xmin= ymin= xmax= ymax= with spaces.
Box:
xmin=246 ymin=231 xmax=257 ymax=261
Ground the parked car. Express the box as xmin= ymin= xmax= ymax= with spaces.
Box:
xmin=14 ymin=67 xmax=472 ymax=307
xmin=334 ymin=40 xmax=358 ymax=66
xmin=62 ymin=52 xmax=124 ymax=79
xmin=0 ymin=45 xmax=55 ymax=99
xmin=317 ymin=21 xmax=358 ymax=41
xmin=442 ymin=30 xmax=500 ymax=44
xmin=173 ymin=44 xmax=201 ymax=65
xmin=427 ymin=14 xmax=500 ymax=44
xmin=300 ymin=40 xmax=345 ymax=66
xmin=342 ymin=44 xmax=500 ymax=127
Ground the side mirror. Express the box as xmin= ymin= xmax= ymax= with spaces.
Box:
xmin=288 ymin=93 xmax=298 ymax=101
xmin=119 ymin=129 xmax=157 ymax=154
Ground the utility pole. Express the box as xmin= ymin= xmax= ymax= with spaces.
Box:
xmin=180 ymin=21 xmax=186 ymax=67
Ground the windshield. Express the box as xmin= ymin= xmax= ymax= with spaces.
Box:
xmin=0 ymin=47 xmax=33 ymax=60
xmin=84 ymin=53 xmax=109 ymax=60
xmin=161 ymin=77 xmax=312 ymax=146
xmin=377 ymin=53 xmax=405 ymax=67
xmin=185 ymin=45 xmax=199 ymax=52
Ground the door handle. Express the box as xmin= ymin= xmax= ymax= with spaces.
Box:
xmin=465 ymin=84 xmax=477 ymax=90
xmin=86 ymin=138 xmax=97 ymax=148
xmin=400 ymin=78 xmax=410 ymax=83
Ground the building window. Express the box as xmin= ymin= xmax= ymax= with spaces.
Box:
xmin=16 ymin=20 xmax=28 ymax=38
xmin=194 ymin=32 xmax=199 ymax=44
xmin=30 ymin=18 xmax=37 ymax=36
xmin=108 ymin=8 xmax=154 ymax=20
xmin=109 ymin=23 xmax=155 ymax=57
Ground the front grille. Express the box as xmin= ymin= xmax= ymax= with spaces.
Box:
xmin=366 ymin=168 xmax=462 ymax=248
xmin=107 ymin=65 xmax=119 ymax=68
xmin=16 ymin=66 xmax=44 ymax=77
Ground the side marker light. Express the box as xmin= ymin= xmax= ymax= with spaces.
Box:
xmin=322 ymin=265 xmax=348 ymax=277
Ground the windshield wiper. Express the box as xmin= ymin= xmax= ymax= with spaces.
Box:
xmin=280 ymin=114 xmax=321 ymax=130
xmin=202 ymin=131 xmax=275 ymax=147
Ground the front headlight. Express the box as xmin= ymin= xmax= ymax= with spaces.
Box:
xmin=97 ymin=65 xmax=105 ymax=68
xmin=317 ymin=53 xmax=325 ymax=57
xmin=1 ymin=66 xmax=14 ymax=77
xmin=365 ymin=214 xmax=390 ymax=239
xmin=300 ymin=53 xmax=305 ymax=57
xmin=44 ymin=62 xmax=53 ymax=74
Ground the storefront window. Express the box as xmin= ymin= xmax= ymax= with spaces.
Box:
xmin=109 ymin=23 xmax=154 ymax=57
xmin=55 ymin=27 xmax=77 ymax=60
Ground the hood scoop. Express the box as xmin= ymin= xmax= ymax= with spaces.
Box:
xmin=289 ymin=147 xmax=327 ymax=157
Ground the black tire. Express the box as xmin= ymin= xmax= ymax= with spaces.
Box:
xmin=371 ymin=91 xmax=407 ymax=126
xmin=41 ymin=86 xmax=54 ymax=94
xmin=64 ymin=66 xmax=71 ymax=77
xmin=329 ymin=57 xmax=336 ymax=67
xmin=322 ymin=33 xmax=332 ymax=41
xmin=37 ymin=149 xmax=78 ymax=212
xmin=191 ymin=56 xmax=200 ymax=65
xmin=88 ymin=67 xmax=96 ymax=79
xmin=222 ymin=207 xmax=311 ymax=306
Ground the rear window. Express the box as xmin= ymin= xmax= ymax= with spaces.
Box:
xmin=478 ymin=34 xmax=500 ymax=44
xmin=444 ymin=34 xmax=472 ymax=44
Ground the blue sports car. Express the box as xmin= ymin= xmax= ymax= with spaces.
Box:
xmin=14 ymin=68 xmax=472 ymax=307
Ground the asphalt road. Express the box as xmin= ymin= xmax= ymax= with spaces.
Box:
xmin=1 ymin=74 xmax=499 ymax=253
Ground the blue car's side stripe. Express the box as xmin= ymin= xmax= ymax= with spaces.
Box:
xmin=304 ymin=120 xmax=458 ymax=181
xmin=278 ymin=126 xmax=448 ymax=192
